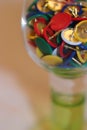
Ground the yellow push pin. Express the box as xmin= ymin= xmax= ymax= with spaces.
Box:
xmin=74 ymin=20 xmax=87 ymax=43
xmin=42 ymin=55 xmax=63 ymax=66
xmin=27 ymin=30 xmax=38 ymax=40
xmin=47 ymin=0 xmax=65 ymax=11
xmin=37 ymin=0 xmax=50 ymax=13
xmin=76 ymin=46 xmax=86 ymax=63
xmin=36 ymin=47 xmax=44 ymax=58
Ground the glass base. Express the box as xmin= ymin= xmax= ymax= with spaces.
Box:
xmin=31 ymin=117 xmax=87 ymax=130
xmin=30 ymin=92 xmax=87 ymax=130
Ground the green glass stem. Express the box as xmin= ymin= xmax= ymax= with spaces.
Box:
xmin=49 ymin=73 xmax=87 ymax=130
xmin=51 ymin=91 xmax=85 ymax=130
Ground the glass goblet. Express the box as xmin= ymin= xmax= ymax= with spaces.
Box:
xmin=21 ymin=0 xmax=87 ymax=129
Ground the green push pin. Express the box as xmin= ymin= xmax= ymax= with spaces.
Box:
xmin=35 ymin=37 xmax=53 ymax=55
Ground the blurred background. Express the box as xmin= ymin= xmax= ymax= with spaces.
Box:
xmin=0 ymin=0 xmax=50 ymax=129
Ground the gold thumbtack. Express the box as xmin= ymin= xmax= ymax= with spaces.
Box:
xmin=37 ymin=0 xmax=50 ymax=13
xmin=68 ymin=6 xmax=78 ymax=17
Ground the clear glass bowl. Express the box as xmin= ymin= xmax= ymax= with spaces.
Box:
xmin=21 ymin=0 xmax=87 ymax=79
xmin=21 ymin=0 xmax=87 ymax=130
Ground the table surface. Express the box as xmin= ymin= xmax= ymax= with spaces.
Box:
xmin=0 ymin=0 xmax=49 ymax=130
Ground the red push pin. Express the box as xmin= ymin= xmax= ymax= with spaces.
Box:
xmin=72 ymin=17 xmax=87 ymax=21
xmin=50 ymin=12 xmax=72 ymax=31
xmin=43 ymin=12 xmax=72 ymax=48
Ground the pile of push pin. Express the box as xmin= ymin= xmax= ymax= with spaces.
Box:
xmin=26 ymin=0 xmax=87 ymax=68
